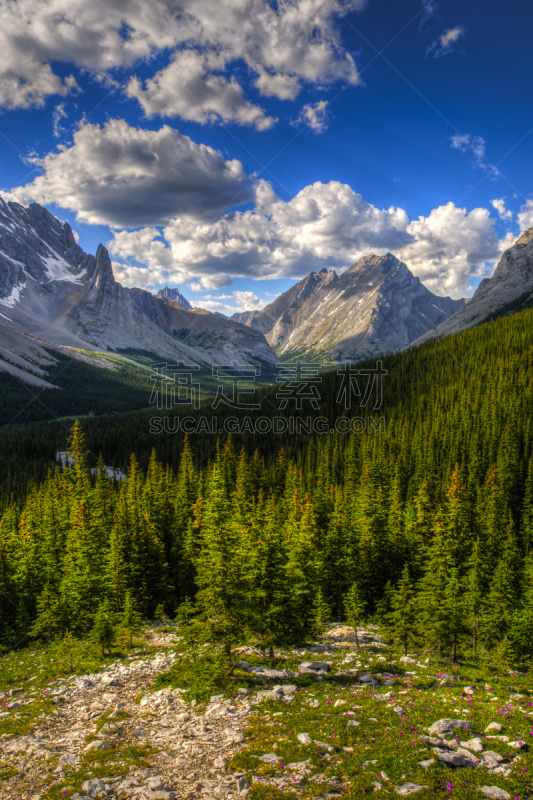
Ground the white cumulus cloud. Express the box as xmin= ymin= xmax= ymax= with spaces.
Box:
xmin=0 ymin=0 xmax=364 ymax=120
xmin=518 ymin=199 xmax=533 ymax=232
xmin=5 ymin=117 xmax=508 ymax=299
xmin=491 ymin=198 xmax=512 ymax=220
xmin=108 ymin=187 xmax=506 ymax=299
xmin=127 ymin=49 xmax=276 ymax=130
xmin=297 ymin=100 xmax=330 ymax=132
xmin=5 ymin=119 xmax=254 ymax=227
xmin=396 ymin=202 xmax=502 ymax=296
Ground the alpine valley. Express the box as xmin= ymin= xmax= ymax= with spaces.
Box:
xmin=2 ymin=199 xmax=533 ymax=403
xmin=0 ymin=199 xmax=277 ymax=391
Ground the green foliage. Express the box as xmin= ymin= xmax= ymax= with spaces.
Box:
xmin=175 ymin=597 xmax=196 ymax=626
xmin=311 ymin=587 xmax=332 ymax=637
xmin=386 ymin=565 xmax=416 ymax=656
xmin=492 ymin=636 xmax=516 ymax=672
xmin=344 ymin=583 xmax=365 ymax=650
xmin=118 ymin=591 xmax=143 ymax=650
xmin=3 ymin=305 xmax=533 ymax=662
xmin=153 ymin=648 xmax=233 ymax=703
xmin=91 ymin=600 xmax=115 ymax=655
xmin=154 ymin=604 xmax=168 ymax=623
xmin=56 ymin=630 xmax=82 ymax=673
xmin=30 ymin=584 xmax=60 ymax=641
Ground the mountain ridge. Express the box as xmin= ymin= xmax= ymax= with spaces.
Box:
xmin=156 ymin=286 xmax=193 ymax=309
xmin=249 ymin=253 xmax=465 ymax=362
xmin=0 ymin=200 xmax=277 ymax=385
xmin=230 ymin=310 xmax=260 ymax=325
xmin=410 ymin=227 xmax=533 ymax=347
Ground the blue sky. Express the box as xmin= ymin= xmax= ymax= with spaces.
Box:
xmin=1 ymin=0 xmax=532 ymax=315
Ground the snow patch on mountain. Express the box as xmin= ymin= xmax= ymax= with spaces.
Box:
xmin=0 ymin=282 xmax=25 ymax=307
xmin=41 ymin=254 xmax=85 ymax=283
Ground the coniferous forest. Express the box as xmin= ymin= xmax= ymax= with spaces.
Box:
xmin=1 ymin=305 xmax=533 ymax=665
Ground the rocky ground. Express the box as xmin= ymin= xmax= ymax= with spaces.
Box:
xmin=0 ymin=626 xmax=532 ymax=800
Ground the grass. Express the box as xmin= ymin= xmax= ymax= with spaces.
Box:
xmin=1 ymin=628 xmax=533 ymax=800
xmin=223 ymin=649 xmax=533 ymax=799
xmin=153 ymin=648 xmax=236 ymax=703
xmin=153 ymin=643 xmax=322 ymax=703
xmin=42 ymin=743 xmax=155 ymax=800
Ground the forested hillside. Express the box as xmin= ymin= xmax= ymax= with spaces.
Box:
xmin=1 ymin=305 xmax=533 ymax=663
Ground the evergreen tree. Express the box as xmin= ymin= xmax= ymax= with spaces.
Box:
xmin=511 ymin=555 xmax=533 ymax=659
xmin=417 ymin=536 xmax=456 ymax=656
xmin=241 ymin=503 xmax=290 ymax=653
xmin=520 ymin=458 xmax=533 ymax=554
xmin=464 ymin=539 xmax=488 ymax=654
xmin=283 ymin=497 xmax=320 ymax=639
xmin=175 ymin=597 xmax=196 ymax=626
xmin=118 ymin=590 xmax=143 ymax=649
xmin=154 ymin=603 xmax=168 ymax=624
xmin=444 ymin=567 xmax=468 ymax=662
xmin=311 ymin=587 xmax=332 ymax=637
xmin=387 ymin=565 xmax=416 ymax=656
xmin=58 ymin=630 xmax=79 ymax=672
xmin=481 ymin=516 xmax=521 ymax=648
xmin=344 ymin=582 xmax=365 ymax=650
xmin=194 ymin=448 xmax=244 ymax=661
xmin=31 ymin=584 xmax=60 ymax=641
xmin=92 ymin=600 xmax=115 ymax=655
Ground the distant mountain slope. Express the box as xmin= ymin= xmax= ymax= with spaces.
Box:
xmin=249 ymin=253 xmax=465 ymax=362
xmin=230 ymin=310 xmax=260 ymax=325
xmin=156 ymin=286 xmax=193 ymax=309
xmin=410 ymin=228 xmax=533 ymax=347
xmin=0 ymin=200 xmax=276 ymax=385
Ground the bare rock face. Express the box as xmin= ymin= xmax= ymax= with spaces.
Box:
xmin=0 ymin=199 xmax=276 ymax=383
xmin=249 ymin=255 xmax=464 ymax=363
xmin=156 ymin=286 xmax=193 ymax=309
xmin=411 ymin=228 xmax=533 ymax=347
xmin=230 ymin=310 xmax=260 ymax=325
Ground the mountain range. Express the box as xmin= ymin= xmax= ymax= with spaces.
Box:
xmin=0 ymin=199 xmax=276 ymax=387
xmin=248 ymin=253 xmax=466 ymax=362
xmin=1 ymin=198 xmax=533 ymax=393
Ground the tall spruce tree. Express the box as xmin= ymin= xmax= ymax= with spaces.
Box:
xmin=119 ymin=590 xmax=143 ymax=649
xmin=194 ymin=447 xmax=244 ymax=661
xmin=91 ymin=600 xmax=115 ymax=655
xmin=344 ymin=582 xmax=365 ymax=650
xmin=387 ymin=565 xmax=416 ymax=656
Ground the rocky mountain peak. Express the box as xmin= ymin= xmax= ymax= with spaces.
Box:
xmin=156 ymin=286 xmax=193 ymax=309
xmin=411 ymin=229 xmax=533 ymax=347
xmin=81 ymin=244 xmax=116 ymax=305
xmin=94 ymin=244 xmax=115 ymax=281
xmin=249 ymin=252 xmax=463 ymax=362
xmin=515 ymin=226 xmax=533 ymax=246
xmin=0 ymin=200 xmax=278 ymax=383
